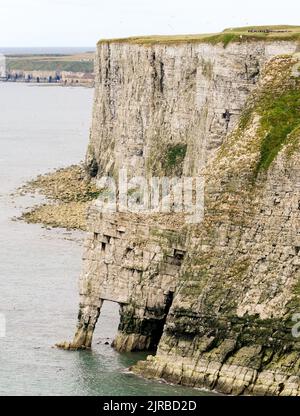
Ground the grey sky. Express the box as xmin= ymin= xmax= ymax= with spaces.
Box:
xmin=0 ymin=0 xmax=299 ymax=47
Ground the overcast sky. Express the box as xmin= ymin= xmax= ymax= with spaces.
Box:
xmin=0 ymin=0 xmax=299 ymax=47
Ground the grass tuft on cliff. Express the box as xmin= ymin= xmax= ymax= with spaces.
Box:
xmin=166 ymin=144 xmax=187 ymax=171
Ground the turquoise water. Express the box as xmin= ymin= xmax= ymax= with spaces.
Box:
xmin=0 ymin=83 xmax=208 ymax=396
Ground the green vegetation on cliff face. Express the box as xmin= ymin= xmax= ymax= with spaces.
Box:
xmin=257 ymin=90 xmax=300 ymax=171
xmin=176 ymin=56 xmax=300 ymax=335
xmin=236 ymin=56 xmax=300 ymax=175
xmin=147 ymin=142 xmax=187 ymax=176
xmin=166 ymin=144 xmax=187 ymax=172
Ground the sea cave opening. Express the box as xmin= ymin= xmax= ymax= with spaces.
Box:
xmin=92 ymin=292 xmax=174 ymax=354
xmin=93 ymin=300 xmax=120 ymax=347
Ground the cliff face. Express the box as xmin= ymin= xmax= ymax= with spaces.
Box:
xmin=87 ymin=40 xmax=296 ymax=179
xmin=68 ymin=37 xmax=300 ymax=395
xmin=134 ymin=56 xmax=300 ymax=396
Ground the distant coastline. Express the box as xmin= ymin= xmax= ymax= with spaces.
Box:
xmin=0 ymin=50 xmax=95 ymax=87
xmin=0 ymin=47 xmax=95 ymax=55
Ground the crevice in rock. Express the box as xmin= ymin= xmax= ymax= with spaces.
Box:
xmin=86 ymin=157 xmax=99 ymax=178
xmin=222 ymin=109 xmax=232 ymax=131
xmin=105 ymin=44 xmax=111 ymax=87
xmin=151 ymin=291 xmax=174 ymax=352
xmin=159 ymin=61 xmax=164 ymax=93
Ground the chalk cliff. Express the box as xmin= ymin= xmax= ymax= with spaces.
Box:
xmin=64 ymin=32 xmax=300 ymax=395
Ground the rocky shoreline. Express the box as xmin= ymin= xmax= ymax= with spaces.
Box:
xmin=18 ymin=165 xmax=99 ymax=230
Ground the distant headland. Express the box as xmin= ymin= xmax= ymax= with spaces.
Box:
xmin=0 ymin=51 xmax=95 ymax=87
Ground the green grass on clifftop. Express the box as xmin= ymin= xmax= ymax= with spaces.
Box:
xmin=98 ymin=25 xmax=300 ymax=46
